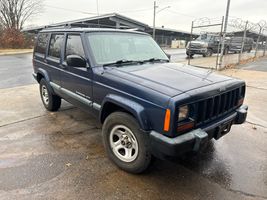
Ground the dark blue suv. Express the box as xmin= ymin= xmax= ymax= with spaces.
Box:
xmin=32 ymin=27 xmax=248 ymax=173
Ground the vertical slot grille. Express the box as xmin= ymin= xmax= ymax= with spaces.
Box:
xmin=195 ymin=87 xmax=241 ymax=126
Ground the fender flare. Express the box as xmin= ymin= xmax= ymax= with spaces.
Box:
xmin=36 ymin=68 xmax=56 ymax=94
xmin=36 ymin=68 xmax=50 ymax=83
xmin=100 ymin=94 xmax=150 ymax=131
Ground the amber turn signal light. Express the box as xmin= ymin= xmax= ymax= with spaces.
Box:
xmin=164 ymin=109 xmax=171 ymax=132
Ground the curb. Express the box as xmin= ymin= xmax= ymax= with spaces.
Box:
xmin=0 ymin=50 xmax=33 ymax=56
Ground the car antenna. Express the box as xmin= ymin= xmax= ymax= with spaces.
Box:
xmin=96 ymin=0 xmax=100 ymax=29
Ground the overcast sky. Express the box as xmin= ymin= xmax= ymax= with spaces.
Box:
xmin=25 ymin=0 xmax=267 ymax=32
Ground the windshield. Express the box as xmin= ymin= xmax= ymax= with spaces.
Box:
xmin=195 ymin=34 xmax=213 ymax=42
xmin=87 ymin=32 xmax=168 ymax=65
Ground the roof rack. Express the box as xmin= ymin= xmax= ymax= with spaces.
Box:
xmin=43 ymin=22 xmax=132 ymax=30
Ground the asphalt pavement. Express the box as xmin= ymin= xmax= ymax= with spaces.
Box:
xmin=0 ymin=53 xmax=267 ymax=199
xmin=0 ymin=53 xmax=35 ymax=89
xmin=239 ymin=58 xmax=267 ymax=72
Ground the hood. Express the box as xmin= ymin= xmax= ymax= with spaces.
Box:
xmin=190 ymin=40 xmax=207 ymax=45
xmin=106 ymin=63 xmax=233 ymax=97
xmin=189 ymin=40 xmax=208 ymax=47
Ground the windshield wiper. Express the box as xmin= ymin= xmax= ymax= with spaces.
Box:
xmin=140 ymin=58 xmax=169 ymax=63
xmin=103 ymin=59 xmax=138 ymax=67
xmin=102 ymin=58 xmax=169 ymax=67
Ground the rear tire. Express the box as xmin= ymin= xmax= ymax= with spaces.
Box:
xmin=39 ymin=79 xmax=61 ymax=111
xmin=224 ymin=47 xmax=229 ymax=55
xmin=102 ymin=112 xmax=152 ymax=174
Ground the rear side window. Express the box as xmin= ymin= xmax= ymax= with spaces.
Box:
xmin=65 ymin=35 xmax=85 ymax=59
xmin=48 ymin=34 xmax=64 ymax=59
xmin=35 ymin=33 xmax=49 ymax=55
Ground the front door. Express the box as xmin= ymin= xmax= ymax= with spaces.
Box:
xmin=60 ymin=33 xmax=93 ymax=110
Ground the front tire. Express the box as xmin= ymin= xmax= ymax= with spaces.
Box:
xmin=102 ymin=112 xmax=152 ymax=174
xmin=203 ymin=48 xmax=212 ymax=57
xmin=39 ymin=79 xmax=61 ymax=111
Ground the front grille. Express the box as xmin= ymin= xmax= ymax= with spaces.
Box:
xmin=193 ymin=86 xmax=245 ymax=126
xmin=190 ymin=44 xmax=202 ymax=48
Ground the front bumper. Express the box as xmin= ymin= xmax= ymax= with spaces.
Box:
xmin=186 ymin=48 xmax=207 ymax=55
xmin=229 ymin=48 xmax=241 ymax=52
xmin=149 ymin=105 xmax=248 ymax=158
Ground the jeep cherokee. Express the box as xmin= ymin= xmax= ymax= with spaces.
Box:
xmin=32 ymin=27 xmax=248 ymax=173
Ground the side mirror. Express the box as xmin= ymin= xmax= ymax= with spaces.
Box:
xmin=66 ymin=55 xmax=86 ymax=68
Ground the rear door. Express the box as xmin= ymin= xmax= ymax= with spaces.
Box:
xmin=46 ymin=33 xmax=65 ymax=86
xmin=60 ymin=33 xmax=93 ymax=109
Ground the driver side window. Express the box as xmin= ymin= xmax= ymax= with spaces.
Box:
xmin=65 ymin=35 xmax=85 ymax=60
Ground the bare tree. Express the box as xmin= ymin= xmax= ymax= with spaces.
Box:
xmin=0 ymin=0 xmax=43 ymax=30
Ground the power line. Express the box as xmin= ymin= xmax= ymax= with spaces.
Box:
xmin=45 ymin=5 xmax=98 ymax=15
xmin=117 ymin=8 xmax=153 ymax=13
xmin=167 ymin=9 xmax=196 ymax=18
xmin=45 ymin=5 xmax=154 ymax=15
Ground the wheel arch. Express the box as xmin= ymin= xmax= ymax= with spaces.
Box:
xmin=37 ymin=69 xmax=57 ymax=95
xmin=100 ymin=94 xmax=150 ymax=131
xmin=36 ymin=68 xmax=50 ymax=83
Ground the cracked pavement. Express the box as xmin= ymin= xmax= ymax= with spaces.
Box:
xmin=0 ymin=53 xmax=266 ymax=199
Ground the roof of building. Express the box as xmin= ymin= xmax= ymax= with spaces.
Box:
xmin=23 ymin=13 xmax=149 ymax=32
xmin=23 ymin=12 xmax=193 ymax=36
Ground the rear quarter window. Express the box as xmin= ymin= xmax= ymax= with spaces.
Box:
xmin=35 ymin=33 xmax=49 ymax=55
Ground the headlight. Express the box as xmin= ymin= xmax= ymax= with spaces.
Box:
xmin=202 ymin=43 xmax=208 ymax=48
xmin=178 ymin=105 xmax=189 ymax=121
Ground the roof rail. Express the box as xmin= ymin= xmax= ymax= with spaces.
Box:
xmin=43 ymin=22 xmax=131 ymax=30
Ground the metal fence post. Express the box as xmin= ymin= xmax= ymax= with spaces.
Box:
xmin=216 ymin=16 xmax=224 ymax=70
xmin=188 ymin=21 xmax=194 ymax=65
xmin=238 ymin=20 xmax=248 ymax=64
xmin=264 ymin=35 xmax=267 ymax=56
xmin=255 ymin=27 xmax=262 ymax=58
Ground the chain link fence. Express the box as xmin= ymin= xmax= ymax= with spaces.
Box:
xmin=186 ymin=17 xmax=267 ymax=70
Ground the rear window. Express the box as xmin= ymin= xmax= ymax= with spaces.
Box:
xmin=48 ymin=34 xmax=64 ymax=59
xmin=35 ymin=33 xmax=49 ymax=55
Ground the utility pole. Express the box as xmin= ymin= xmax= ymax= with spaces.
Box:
xmin=188 ymin=21 xmax=194 ymax=65
xmin=96 ymin=0 xmax=100 ymax=27
xmin=219 ymin=0 xmax=231 ymax=70
xmin=153 ymin=1 xmax=157 ymax=39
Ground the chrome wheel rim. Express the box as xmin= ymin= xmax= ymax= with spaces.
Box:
xmin=109 ymin=125 xmax=139 ymax=163
xmin=41 ymin=85 xmax=49 ymax=105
